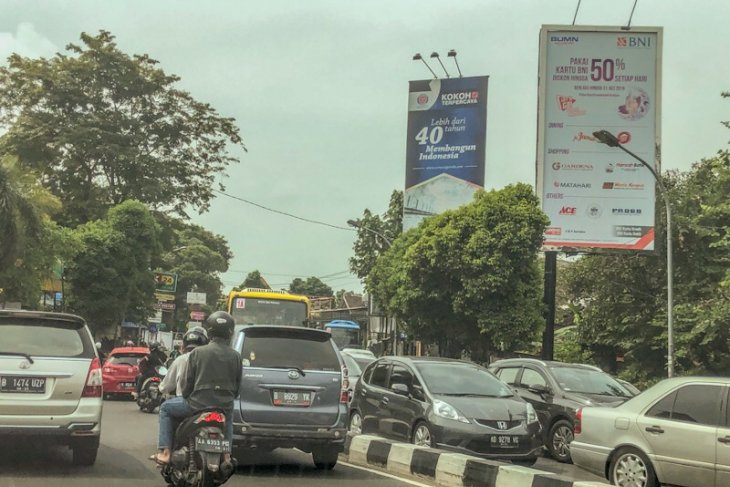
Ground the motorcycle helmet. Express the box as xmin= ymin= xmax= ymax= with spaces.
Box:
xmin=183 ymin=327 xmax=209 ymax=351
xmin=204 ymin=311 xmax=235 ymax=339
xmin=126 ymin=340 xmax=135 ymax=347
xmin=148 ymin=341 xmax=161 ymax=352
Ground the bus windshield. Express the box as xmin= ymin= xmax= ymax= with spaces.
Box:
xmin=327 ymin=327 xmax=360 ymax=350
xmin=230 ymin=297 xmax=307 ymax=326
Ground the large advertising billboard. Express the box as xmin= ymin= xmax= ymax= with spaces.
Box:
xmin=537 ymin=26 xmax=662 ymax=251
xmin=404 ymin=76 xmax=488 ymax=231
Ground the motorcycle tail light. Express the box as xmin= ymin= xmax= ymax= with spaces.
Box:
xmin=200 ymin=412 xmax=225 ymax=423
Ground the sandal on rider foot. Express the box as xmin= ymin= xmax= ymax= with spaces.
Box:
xmin=148 ymin=453 xmax=169 ymax=465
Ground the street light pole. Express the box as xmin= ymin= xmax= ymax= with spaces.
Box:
xmin=593 ymin=130 xmax=674 ymax=378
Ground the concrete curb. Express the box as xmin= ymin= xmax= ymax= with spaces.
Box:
xmin=344 ymin=434 xmax=611 ymax=487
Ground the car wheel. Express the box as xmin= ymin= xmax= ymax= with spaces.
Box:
xmin=349 ymin=411 xmax=363 ymax=435
xmin=72 ymin=440 xmax=99 ymax=466
xmin=609 ymin=447 xmax=658 ymax=487
xmin=312 ymin=449 xmax=339 ymax=470
xmin=412 ymin=422 xmax=434 ymax=448
xmin=548 ymin=419 xmax=574 ymax=463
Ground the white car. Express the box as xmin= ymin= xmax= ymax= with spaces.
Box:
xmin=571 ymin=376 xmax=730 ymax=487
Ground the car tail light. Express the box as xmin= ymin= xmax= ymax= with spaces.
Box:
xmin=340 ymin=364 xmax=349 ymax=404
xmin=103 ymin=367 xmax=113 ymax=374
xmin=82 ymin=358 xmax=103 ymax=398
xmin=574 ymin=408 xmax=583 ymax=435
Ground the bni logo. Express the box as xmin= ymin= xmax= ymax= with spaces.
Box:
xmin=417 ymin=94 xmax=429 ymax=105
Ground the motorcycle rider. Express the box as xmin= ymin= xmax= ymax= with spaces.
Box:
xmin=159 ymin=327 xmax=208 ymax=397
xmin=135 ymin=342 xmax=167 ymax=396
xmin=151 ymin=312 xmax=241 ymax=466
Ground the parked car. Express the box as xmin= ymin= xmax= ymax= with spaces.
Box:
xmin=488 ymin=358 xmax=634 ymax=463
xmin=571 ymin=376 xmax=730 ymax=487
xmin=350 ymin=357 xmax=543 ymax=465
xmin=231 ymin=325 xmax=348 ymax=470
xmin=616 ymin=378 xmax=642 ymax=396
xmin=0 ymin=310 xmax=103 ymax=465
xmin=101 ymin=346 xmax=149 ymax=399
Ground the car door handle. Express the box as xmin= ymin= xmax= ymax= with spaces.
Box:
xmin=718 ymin=436 xmax=730 ymax=444
xmin=645 ymin=426 xmax=664 ymax=434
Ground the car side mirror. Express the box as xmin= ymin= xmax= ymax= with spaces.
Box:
xmin=528 ymin=384 xmax=551 ymax=395
xmin=411 ymin=384 xmax=426 ymax=401
xmin=391 ymin=383 xmax=410 ymax=396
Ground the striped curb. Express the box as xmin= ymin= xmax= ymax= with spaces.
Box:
xmin=344 ymin=434 xmax=612 ymax=487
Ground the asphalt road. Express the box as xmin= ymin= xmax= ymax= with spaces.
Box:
xmin=0 ymin=399 xmax=605 ymax=487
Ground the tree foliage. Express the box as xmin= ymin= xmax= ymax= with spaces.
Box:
xmin=0 ymin=30 xmax=245 ymax=226
xmin=289 ymin=276 xmax=334 ymax=297
xmin=564 ymin=151 xmax=730 ymax=382
xmin=367 ymin=184 xmax=549 ymax=361
xmin=236 ymin=270 xmax=270 ymax=290
xmin=349 ymin=190 xmax=403 ymax=279
xmin=65 ymin=200 xmax=160 ymax=334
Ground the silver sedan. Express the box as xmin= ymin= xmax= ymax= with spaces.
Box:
xmin=571 ymin=376 xmax=730 ymax=487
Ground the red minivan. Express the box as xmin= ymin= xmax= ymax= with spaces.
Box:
xmin=101 ymin=347 xmax=148 ymax=398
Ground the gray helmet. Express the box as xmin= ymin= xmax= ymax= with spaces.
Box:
xmin=205 ymin=311 xmax=235 ymax=339
xmin=183 ymin=328 xmax=209 ymax=350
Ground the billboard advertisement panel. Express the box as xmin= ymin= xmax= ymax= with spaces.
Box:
xmin=537 ymin=26 xmax=662 ymax=251
xmin=404 ymin=76 xmax=488 ymax=230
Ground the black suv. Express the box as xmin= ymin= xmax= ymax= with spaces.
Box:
xmin=488 ymin=358 xmax=634 ymax=463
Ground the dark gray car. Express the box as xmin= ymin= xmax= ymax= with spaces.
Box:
xmin=350 ymin=357 xmax=543 ymax=465
xmin=488 ymin=358 xmax=634 ymax=463
xmin=230 ymin=326 xmax=348 ymax=469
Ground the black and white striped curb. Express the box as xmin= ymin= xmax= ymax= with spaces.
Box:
xmin=344 ymin=434 xmax=611 ymax=487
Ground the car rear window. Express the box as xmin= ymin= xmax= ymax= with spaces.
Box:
xmin=242 ymin=335 xmax=340 ymax=371
xmin=108 ymin=353 xmax=145 ymax=365
xmin=0 ymin=318 xmax=93 ymax=358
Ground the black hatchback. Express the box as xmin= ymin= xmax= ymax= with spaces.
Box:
xmin=488 ymin=358 xmax=634 ymax=463
xmin=349 ymin=357 xmax=542 ymax=465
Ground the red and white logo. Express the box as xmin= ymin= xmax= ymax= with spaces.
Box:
xmin=417 ymin=94 xmax=429 ymax=105
xmin=617 ymin=131 xmax=631 ymax=144
xmin=558 ymin=207 xmax=577 ymax=215
xmin=545 ymin=227 xmax=562 ymax=236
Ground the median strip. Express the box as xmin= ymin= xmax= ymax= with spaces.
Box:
xmin=344 ymin=434 xmax=612 ymax=487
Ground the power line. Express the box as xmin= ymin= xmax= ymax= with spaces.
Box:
xmin=215 ymin=190 xmax=354 ymax=232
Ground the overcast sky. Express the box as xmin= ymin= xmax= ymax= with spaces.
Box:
xmin=2 ymin=0 xmax=728 ymax=293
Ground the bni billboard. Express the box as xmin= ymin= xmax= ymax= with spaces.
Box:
xmin=404 ymin=76 xmax=488 ymax=231
xmin=537 ymin=26 xmax=662 ymax=251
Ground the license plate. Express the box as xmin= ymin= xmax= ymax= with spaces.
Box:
xmin=121 ymin=382 xmax=136 ymax=388
xmin=0 ymin=376 xmax=46 ymax=394
xmin=272 ymin=390 xmax=311 ymax=407
xmin=195 ymin=436 xmax=231 ymax=453
xmin=489 ymin=435 xmax=520 ymax=448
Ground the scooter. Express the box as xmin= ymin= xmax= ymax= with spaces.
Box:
xmin=137 ymin=365 xmax=168 ymax=413
xmin=161 ymin=410 xmax=236 ymax=487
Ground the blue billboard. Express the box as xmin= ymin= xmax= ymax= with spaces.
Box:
xmin=404 ymin=76 xmax=488 ymax=230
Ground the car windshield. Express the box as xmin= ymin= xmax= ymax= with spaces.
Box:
xmin=108 ymin=353 xmax=145 ymax=366
xmin=416 ymin=362 xmax=513 ymax=397
xmin=242 ymin=335 xmax=340 ymax=372
xmin=550 ymin=367 xmax=632 ymax=397
xmin=0 ymin=319 xmax=92 ymax=358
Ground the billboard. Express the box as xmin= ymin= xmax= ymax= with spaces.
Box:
xmin=154 ymin=272 xmax=178 ymax=292
xmin=537 ymin=26 xmax=662 ymax=251
xmin=404 ymin=76 xmax=488 ymax=230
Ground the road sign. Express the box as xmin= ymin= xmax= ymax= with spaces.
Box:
xmin=190 ymin=311 xmax=206 ymax=321
xmin=154 ymin=302 xmax=176 ymax=311
xmin=154 ymin=272 xmax=178 ymax=292
xmin=148 ymin=311 xmax=163 ymax=324
xmin=155 ymin=292 xmax=176 ymax=302
xmin=186 ymin=292 xmax=207 ymax=305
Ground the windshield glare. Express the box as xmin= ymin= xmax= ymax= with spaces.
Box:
xmin=327 ymin=327 xmax=359 ymax=349
xmin=231 ymin=298 xmax=307 ymax=326
xmin=550 ymin=367 xmax=631 ymax=397
xmin=417 ymin=363 xmax=513 ymax=397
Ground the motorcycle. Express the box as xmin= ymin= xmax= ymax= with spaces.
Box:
xmin=137 ymin=365 xmax=168 ymax=413
xmin=161 ymin=410 xmax=236 ymax=487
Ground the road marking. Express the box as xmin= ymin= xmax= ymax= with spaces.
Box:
xmin=339 ymin=460 xmax=434 ymax=487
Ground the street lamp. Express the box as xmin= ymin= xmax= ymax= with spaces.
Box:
xmin=347 ymin=219 xmax=393 ymax=247
xmin=592 ymin=129 xmax=674 ymax=378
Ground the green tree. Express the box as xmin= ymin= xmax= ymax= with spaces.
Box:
xmin=289 ymin=277 xmax=334 ymax=297
xmin=236 ymin=270 xmax=270 ymax=290
xmin=368 ymin=184 xmax=549 ymax=361
xmin=349 ymin=190 xmax=403 ymax=279
xmin=65 ymin=200 xmax=160 ymax=335
xmin=0 ymin=31 xmax=245 ymax=226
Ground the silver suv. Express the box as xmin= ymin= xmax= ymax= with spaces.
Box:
xmin=231 ymin=325 xmax=348 ymax=470
xmin=0 ymin=310 xmax=103 ymax=465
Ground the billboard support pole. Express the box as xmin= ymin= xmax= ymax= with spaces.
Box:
xmin=542 ymin=251 xmax=557 ymax=360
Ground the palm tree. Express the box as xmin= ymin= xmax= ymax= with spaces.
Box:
xmin=0 ymin=156 xmax=60 ymax=269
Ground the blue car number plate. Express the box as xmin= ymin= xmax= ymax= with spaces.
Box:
xmin=490 ymin=435 xmax=520 ymax=448
xmin=195 ymin=437 xmax=231 ymax=453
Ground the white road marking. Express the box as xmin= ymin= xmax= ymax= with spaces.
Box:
xmin=339 ymin=460 xmax=434 ymax=487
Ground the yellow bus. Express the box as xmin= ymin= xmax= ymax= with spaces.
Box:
xmin=226 ymin=288 xmax=311 ymax=328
